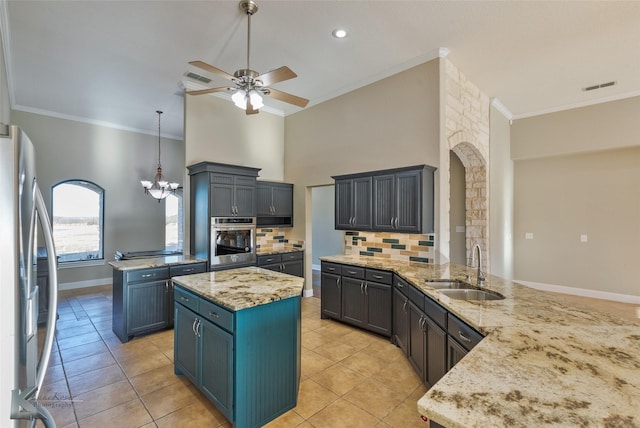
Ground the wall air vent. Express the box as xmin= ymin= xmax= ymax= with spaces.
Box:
xmin=582 ymin=81 xmax=616 ymax=92
xmin=184 ymin=71 xmax=212 ymax=84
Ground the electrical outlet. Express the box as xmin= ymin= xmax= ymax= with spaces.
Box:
xmin=525 ymin=232 xmax=533 ymax=240
xmin=580 ymin=234 xmax=588 ymax=243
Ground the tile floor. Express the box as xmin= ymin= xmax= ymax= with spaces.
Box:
xmin=38 ymin=285 xmax=427 ymax=428
xmin=38 ymin=283 xmax=639 ymax=428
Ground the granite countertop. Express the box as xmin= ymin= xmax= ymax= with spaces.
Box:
xmin=320 ymin=254 xmax=640 ymax=427
xmin=172 ymin=266 xmax=304 ymax=312
xmin=108 ymin=255 xmax=207 ymax=271
xmin=256 ymin=247 xmax=304 ymax=256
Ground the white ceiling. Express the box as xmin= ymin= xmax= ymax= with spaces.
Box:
xmin=2 ymin=1 xmax=640 ymax=140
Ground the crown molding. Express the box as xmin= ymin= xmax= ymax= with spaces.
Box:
xmin=490 ymin=98 xmax=513 ymax=120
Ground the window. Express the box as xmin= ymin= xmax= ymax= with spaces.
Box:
xmin=52 ymin=180 xmax=104 ymax=263
xmin=166 ymin=191 xmax=184 ymax=252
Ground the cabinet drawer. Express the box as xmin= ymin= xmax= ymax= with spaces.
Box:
xmin=281 ymin=251 xmax=303 ymax=262
xmin=365 ymin=268 xmax=392 ymax=285
xmin=210 ymin=173 xmax=234 ymax=185
xmin=127 ymin=267 xmax=169 ymax=283
xmin=341 ymin=265 xmax=365 ymax=279
xmin=174 ymin=286 xmax=199 ymax=313
xmin=321 ymin=262 xmax=341 ymax=274
xmin=447 ymin=314 xmax=483 ymax=351
xmin=424 ymin=296 xmax=447 ymax=329
xmin=258 ymin=254 xmax=281 ymax=265
xmin=200 ymin=298 xmax=234 ymax=333
xmin=235 ymin=176 xmax=257 ymax=187
xmin=395 ymin=275 xmax=424 ymax=310
xmin=170 ymin=263 xmax=206 ymax=277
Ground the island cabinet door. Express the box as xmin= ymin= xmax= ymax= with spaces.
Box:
xmin=392 ymin=288 xmax=409 ymax=355
xmin=407 ymin=301 xmax=426 ymax=380
xmin=174 ymin=303 xmax=198 ymax=383
xmin=127 ymin=279 xmax=170 ymax=335
xmin=341 ymin=277 xmax=366 ymax=328
xmin=199 ymin=317 xmax=234 ymax=422
xmin=364 ymin=281 xmax=392 ymax=336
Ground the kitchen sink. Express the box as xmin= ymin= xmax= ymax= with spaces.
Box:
xmin=438 ymin=288 xmax=505 ymax=301
xmin=424 ymin=280 xmax=472 ymax=289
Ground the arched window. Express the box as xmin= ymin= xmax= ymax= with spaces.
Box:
xmin=52 ymin=180 xmax=104 ymax=263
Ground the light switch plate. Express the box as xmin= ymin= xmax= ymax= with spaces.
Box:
xmin=580 ymin=234 xmax=588 ymax=243
xmin=525 ymin=232 xmax=533 ymax=240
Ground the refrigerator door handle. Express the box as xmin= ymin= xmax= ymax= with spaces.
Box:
xmin=33 ymin=183 xmax=58 ymax=398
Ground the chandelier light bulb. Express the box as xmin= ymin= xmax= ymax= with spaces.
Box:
xmin=140 ymin=110 xmax=180 ymax=201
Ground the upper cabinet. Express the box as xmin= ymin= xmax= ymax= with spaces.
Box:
xmin=334 ymin=176 xmax=372 ymax=230
xmin=187 ymin=162 xmax=261 ymax=260
xmin=333 ymin=165 xmax=436 ymax=234
xmin=257 ymin=181 xmax=294 ymax=227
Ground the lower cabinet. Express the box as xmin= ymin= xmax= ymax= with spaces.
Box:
xmin=392 ymin=275 xmax=480 ymax=388
xmin=174 ymin=285 xmax=300 ymax=428
xmin=112 ymin=261 xmax=207 ymax=343
xmin=257 ymin=251 xmax=304 ymax=278
xmin=320 ymin=262 xmax=392 ymax=337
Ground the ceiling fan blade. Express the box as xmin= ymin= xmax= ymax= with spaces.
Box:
xmin=256 ymin=66 xmax=297 ymax=87
xmin=186 ymin=86 xmax=233 ymax=96
xmin=189 ymin=60 xmax=235 ymax=81
xmin=266 ymin=88 xmax=309 ymax=108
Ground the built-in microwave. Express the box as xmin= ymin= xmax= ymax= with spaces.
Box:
xmin=210 ymin=217 xmax=256 ymax=270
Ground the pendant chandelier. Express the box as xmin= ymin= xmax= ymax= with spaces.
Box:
xmin=140 ymin=110 xmax=179 ymax=201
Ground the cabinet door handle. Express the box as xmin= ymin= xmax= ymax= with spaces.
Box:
xmin=458 ymin=331 xmax=472 ymax=343
xmin=192 ymin=318 xmax=198 ymax=336
xmin=397 ymin=281 xmax=404 ymax=289
xmin=208 ymin=311 xmax=219 ymax=319
xmin=360 ymin=281 xmax=364 ymax=293
xmin=402 ymin=298 xmax=408 ymax=313
xmin=336 ymin=277 xmax=341 ymax=289
xmin=364 ymin=283 xmax=368 ymax=295
xmin=165 ymin=280 xmax=169 ymax=292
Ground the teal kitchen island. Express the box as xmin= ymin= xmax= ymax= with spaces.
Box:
xmin=171 ymin=267 xmax=304 ymax=428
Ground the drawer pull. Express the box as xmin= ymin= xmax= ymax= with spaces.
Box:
xmin=142 ymin=274 xmax=153 ymax=278
xmin=208 ymin=311 xmax=219 ymax=318
xmin=328 ymin=267 xmax=335 ymax=271
xmin=458 ymin=331 xmax=471 ymax=343
xmin=373 ymin=275 xmax=383 ymax=279
xmin=397 ymin=282 xmax=404 ymax=288
xmin=180 ymin=296 xmax=189 ymax=302
xmin=266 ymin=258 xmax=274 ymax=262
xmin=348 ymin=270 xmax=357 ymax=275
xmin=183 ymin=268 xmax=193 ymax=272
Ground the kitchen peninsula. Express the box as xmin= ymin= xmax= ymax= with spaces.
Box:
xmin=171 ymin=266 xmax=304 ymax=428
xmin=320 ymin=255 xmax=640 ymax=428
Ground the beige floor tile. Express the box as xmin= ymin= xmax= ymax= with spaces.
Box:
xmin=262 ymin=408 xmax=306 ymax=427
xmin=340 ymin=350 xmax=388 ymax=377
xmin=76 ymin=399 xmax=152 ymax=428
xmin=128 ymin=361 xmax=182 ymax=395
xmin=43 ymin=363 xmax=66 ymax=385
xmin=311 ymin=363 xmax=366 ymax=396
xmin=361 ymin=338 xmax=405 ymax=363
xmin=107 ymin=337 xmax=162 ymax=362
xmin=73 ymin=379 xmax=138 ymax=420
xmin=155 ymin=400 xmax=228 ymax=428
xmin=307 ymin=399 xmax=379 ymax=428
xmin=294 ymin=378 xmax=339 ymax=419
xmin=372 ymin=358 xmax=423 ymax=397
xmin=382 ymin=398 xmax=428 ymax=427
xmin=67 ymin=363 xmax=126 ymax=396
xmin=57 ymin=330 xmax=103 ymax=351
xmin=301 ymin=349 xmax=335 ymax=378
xmin=312 ymin=340 xmax=359 ymax=362
xmin=59 ymin=339 xmax=109 ymax=363
xmin=344 ymin=379 xmax=405 ymax=419
xmin=55 ymin=323 xmax=97 ymax=340
xmin=337 ymin=328 xmax=381 ymax=350
xmin=119 ymin=351 xmax=173 ymax=378
xmin=62 ymin=351 xmax=117 ymax=378
xmin=141 ymin=378 xmax=198 ymax=420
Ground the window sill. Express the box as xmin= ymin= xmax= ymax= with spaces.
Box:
xmin=58 ymin=259 xmax=105 ymax=269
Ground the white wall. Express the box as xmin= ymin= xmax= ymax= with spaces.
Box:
xmin=311 ymin=185 xmax=343 ymax=268
xmin=12 ymin=110 xmax=183 ymax=288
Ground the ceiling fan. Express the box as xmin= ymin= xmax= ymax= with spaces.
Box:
xmin=187 ymin=0 xmax=309 ymax=115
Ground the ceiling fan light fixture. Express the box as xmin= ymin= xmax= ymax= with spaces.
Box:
xmin=249 ymin=90 xmax=263 ymax=109
xmin=232 ymin=89 xmax=247 ymax=109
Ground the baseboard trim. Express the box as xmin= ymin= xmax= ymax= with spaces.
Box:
xmin=516 ymin=280 xmax=640 ymax=304
xmin=303 ymin=288 xmax=314 ymax=298
xmin=59 ymin=277 xmax=112 ymax=291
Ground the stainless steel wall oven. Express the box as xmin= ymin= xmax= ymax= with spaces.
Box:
xmin=210 ymin=217 xmax=256 ymax=270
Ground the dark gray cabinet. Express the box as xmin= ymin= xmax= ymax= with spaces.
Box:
xmin=257 ymin=181 xmax=293 ymax=226
xmin=446 ymin=313 xmax=483 ymax=370
xmin=319 ymin=262 xmax=392 ymax=337
xmin=333 ymin=165 xmax=436 ymax=234
xmin=392 ymin=275 xmax=463 ymax=388
xmin=257 ymin=251 xmax=304 ymax=278
xmin=188 ymin=162 xmax=261 ymax=262
xmin=334 ymin=177 xmax=372 ymax=230
xmin=112 ymin=261 xmax=206 ymax=343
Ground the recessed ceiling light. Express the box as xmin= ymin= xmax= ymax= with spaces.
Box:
xmin=332 ymin=29 xmax=347 ymax=39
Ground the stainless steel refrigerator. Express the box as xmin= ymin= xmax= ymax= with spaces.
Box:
xmin=1 ymin=124 xmax=58 ymax=427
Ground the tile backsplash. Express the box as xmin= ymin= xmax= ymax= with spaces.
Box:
xmin=344 ymin=231 xmax=435 ymax=264
xmin=256 ymin=227 xmax=304 ymax=251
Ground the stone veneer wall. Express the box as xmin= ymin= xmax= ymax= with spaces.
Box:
xmin=344 ymin=231 xmax=435 ymax=264
xmin=444 ymin=59 xmax=491 ymax=269
xmin=256 ymin=227 xmax=304 ymax=251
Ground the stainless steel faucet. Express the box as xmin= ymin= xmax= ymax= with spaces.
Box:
xmin=471 ymin=243 xmax=486 ymax=286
